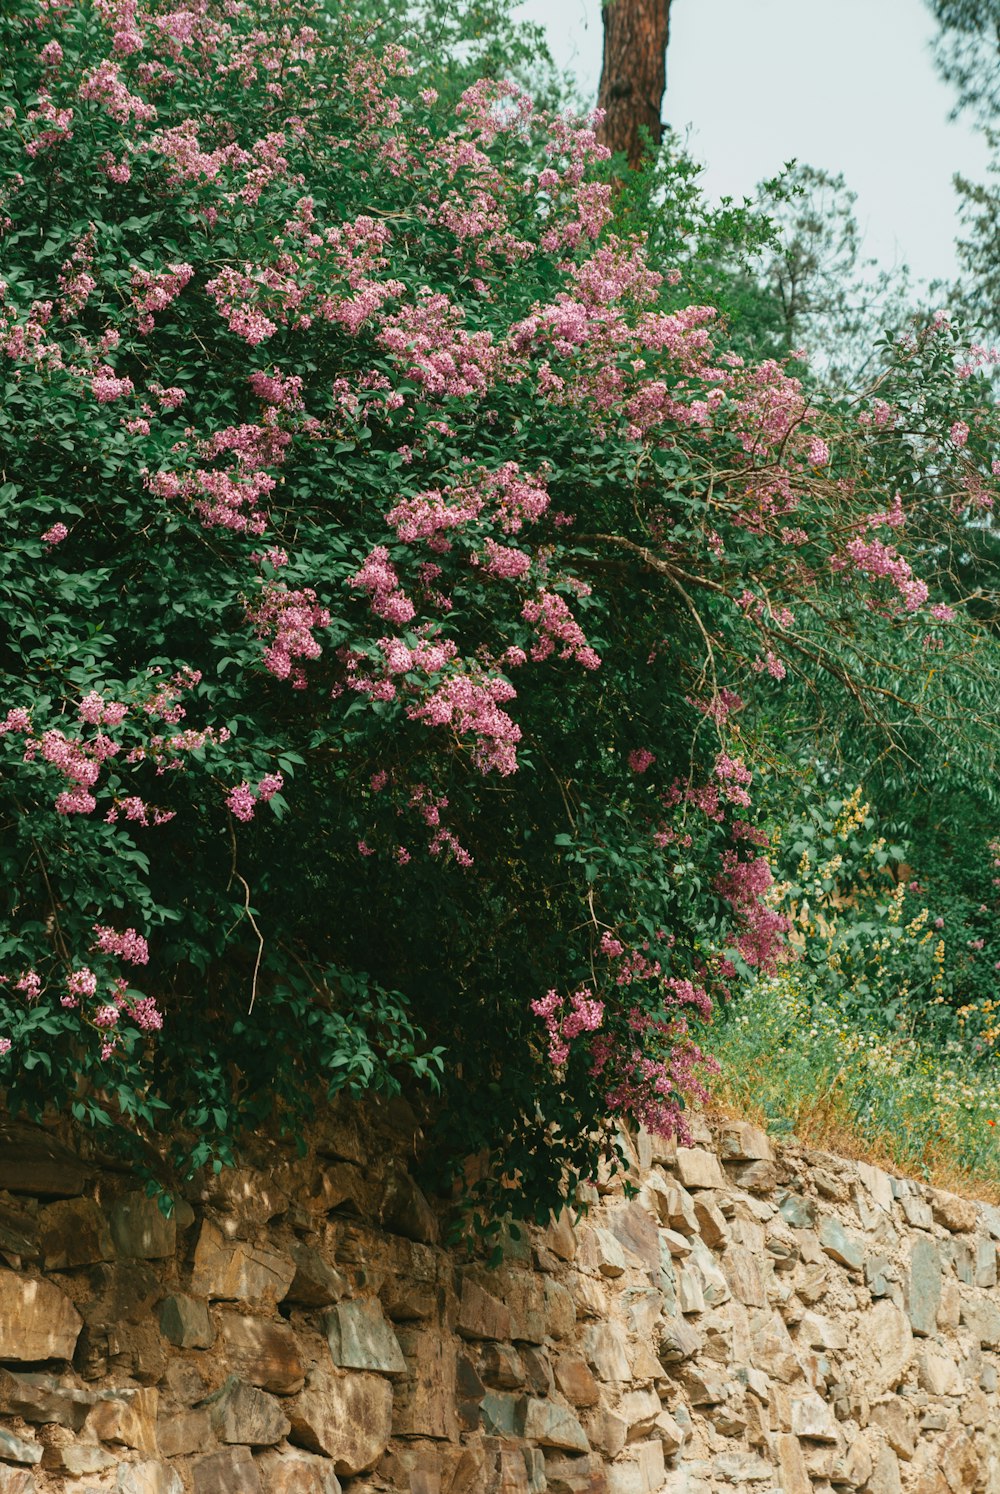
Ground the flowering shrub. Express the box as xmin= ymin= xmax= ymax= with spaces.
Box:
xmin=1 ymin=0 xmax=999 ymax=1217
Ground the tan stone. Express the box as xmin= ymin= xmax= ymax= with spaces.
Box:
xmin=393 ymin=1325 xmax=457 ymax=1440
xmin=201 ymin=1374 xmax=290 ymax=1446
xmin=109 ymin=1191 xmax=177 ymax=1259
xmin=219 ymin=1312 xmax=306 ymax=1393
xmin=456 ymin=1278 xmax=511 ymax=1341
xmin=288 ymin=1368 xmax=392 ymax=1474
xmin=869 ymin=1398 xmax=917 ymax=1460
xmin=37 ymin=1197 xmax=113 ymax=1270
xmin=0 ymin=1270 xmax=81 ymax=1361
xmin=86 ymin=1387 xmax=158 ymax=1452
xmin=675 ymin=1148 xmax=727 ymax=1190
xmin=156 ymin=1407 xmax=213 ymax=1458
xmin=554 ymin=1356 xmax=600 ymax=1407
xmin=938 ymin=1427 xmax=981 ymax=1493
xmin=544 ymin=1207 xmax=577 ymax=1262
xmin=192 ymin=1445 xmax=263 ymax=1494
xmin=863 ymin=1299 xmax=914 ymax=1394
xmin=790 ymin=1392 xmax=839 ymax=1442
xmin=606 ymin=1438 xmax=664 ymax=1494
xmin=928 ymin=1188 xmax=979 ymax=1234
xmin=190 ymin=1220 xmax=295 ymax=1305
xmin=718 ymin=1122 xmax=774 ymax=1163
xmin=919 ymin=1344 xmax=962 ymax=1396
xmin=581 ymin=1322 xmax=632 ymax=1382
xmin=693 ymin=1195 xmax=729 ymax=1248
xmin=775 ymin=1432 xmax=812 ymax=1494
xmin=723 ymin=1243 xmax=768 ymax=1308
xmin=856 ymin=1162 xmax=895 ymax=1213
xmin=544 ymin=1277 xmax=576 ymax=1340
xmin=869 ymin=1443 xmax=902 ymax=1494
xmin=255 ymin=1449 xmax=343 ymax=1493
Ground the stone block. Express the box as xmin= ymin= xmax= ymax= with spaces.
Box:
xmin=790 ymin=1392 xmax=839 ymax=1442
xmin=286 ymin=1242 xmax=347 ymax=1307
xmin=856 ymin=1162 xmax=894 ymax=1213
xmin=42 ymin=1443 xmax=115 ymax=1475
xmin=156 ymin=1407 xmax=213 ymax=1458
xmin=718 ymin=1122 xmax=774 ymax=1162
xmin=190 ymin=1220 xmax=294 ymax=1305
xmin=200 ymin=1374 xmax=291 ymax=1446
xmin=380 ymin=1168 xmax=439 ymax=1244
xmin=605 ymin=1201 xmax=661 ymax=1272
xmin=256 ymin=1449 xmax=343 ymax=1493
xmin=37 ymin=1197 xmax=114 ymax=1270
xmin=0 ymin=1369 xmax=95 ymax=1429
xmin=899 ymin=1194 xmax=933 ymax=1230
xmin=0 ymin=1431 xmax=41 ymax=1466
xmin=605 ymin=1438 xmax=664 ymax=1494
xmin=481 ymin=1342 xmax=525 ymax=1390
xmin=818 ymin=1216 xmax=864 ymax=1271
xmin=723 ymin=1244 xmax=767 ymax=1307
xmin=676 ymin=1148 xmax=726 ymax=1190
xmin=393 ymin=1325 xmax=457 ymax=1440
xmin=0 ymin=1270 xmax=82 ymax=1361
xmin=693 ymin=1195 xmax=729 ymax=1247
xmin=219 ymin=1312 xmax=305 ymax=1393
xmin=109 ymin=1193 xmax=177 ymax=1259
xmin=928 ymin=1188 xmax=978 ymax=1234
xmin=288 ymin=1367 xmax=393 ymax=1475
xmin=869 ymin=1397 xmax=916 ymax=1460
xmin=114 ymin=1462 xmax=184 ymax=1494
xmin=779 ymin=1193 xmax=816 ymax=1230
xmin=868 ymin=1444 xmax=902 ymax=1494
xmin=975 ymin=1238 xmax=997 ymax=1289
xmin=863 ymin=1299 xmax=914 ymax=1394
xmin=907 ymin=1237 xmax=942 ymax=1337
xmin=0 ymin=1122 xmax=91 ymax=1197
xmin=544 ymin=1277 xmax=576 ymax=1340
xmin=456 ymin=1278 xmax=511 ymax=1341
xmin=961 ymin=1292 xmax=1000 ymax=1347
xmin=86 ymin=1387 xmax=158 ymax=1452
xmin=159 ymin=1293 xmax=214 ymax=1349
xmin=192 ymin=1446 xmax=263 ymax=1494
xmin=775 ymin=1431 xmax=812 ymax=1494
xmin=582 ymin=1322 xmax=632 ymax=1382
xmin=520 ymin=1395 xmax=590 ymax=1452
xmin=617 ymin=1387 xmax=659 ymax=1441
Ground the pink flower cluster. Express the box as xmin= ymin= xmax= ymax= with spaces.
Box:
xmin=92 ymin=924 xmax=149 ymax=965
xmin=225 ymin=771 xmax=284 ymax=822
xmin=530 ymin=986 xmax=605 ymax=1068
xmin=247 ymin=582 xmax=331 ymax=688
xmin=522 ymin=591 xmax=600 ymax=670
xmin=408 ymin=669 xmax=521 ymax=776
xmin=835 ymin=537 xmax=929 ymax=612
xmin=349 ymin=548 xmax=415 ymax=626
xmin=131 ymin=262 xmax=193 ymax=334
xmin=715 ymin=852 xmax=789 ymax=971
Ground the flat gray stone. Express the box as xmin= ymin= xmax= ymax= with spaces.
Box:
xmin=0 ymin=1431 xmax=41 ymax=1466
xmin=159 ymin=1294 xmax=214 ymax=1350
xmin=818 ymin=1217 xmax=864 ymax=1271
xmin=907 ymin=1238 xmax=941 ymax=1337
xmin=323 ymin=1299 xmax=405 ymax=1377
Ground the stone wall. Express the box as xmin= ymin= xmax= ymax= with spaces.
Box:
xmin=1 ymin=1100 xmax=999 ymax=1494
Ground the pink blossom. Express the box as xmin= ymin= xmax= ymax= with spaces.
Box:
xmin=950 ymin=421 xmax=969 ymax=448
xmin=628 ymin=748 xmax=655 ymax=774
xmin=0 ymin=1038 xmax=10 ymax=1056
xmin=93 ymin=925 xmax=149 ymax=965
xmin=225 ymin=783 xmax=256 ymax=822
xmin=42 ymin=522 xmax=68 ymax=544
xmin=257 ymin=772 xmax=284 ymax=801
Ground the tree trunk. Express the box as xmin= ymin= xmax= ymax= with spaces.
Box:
xmin=596 ymin=0 xmax=672 ymax=169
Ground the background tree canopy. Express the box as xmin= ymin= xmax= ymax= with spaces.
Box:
xmin=1 ymin=0 xmax=999 ymax=1229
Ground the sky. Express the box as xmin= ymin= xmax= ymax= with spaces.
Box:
xmin=517 ymin=0 xmax=993 ymax=288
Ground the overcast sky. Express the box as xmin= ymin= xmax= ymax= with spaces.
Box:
xmin=517 ymin=0 xmax=993 ymax=289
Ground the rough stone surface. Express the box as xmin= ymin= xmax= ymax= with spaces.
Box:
xmin=109 ymin=1193 xmax=177 ymax=1260
xmin=158 ymin=1293 xmax=214 ymax=1350
xmin=218 ymin=1312 xmax=306 ymax=1393
xmin=288 ymin=1368 xmax=393 ymax=1475
xmin=0 ymin=1271 xmax=82 ymax=1362
xmin=2 ymin=1108 xmax=1000 ymax=1494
